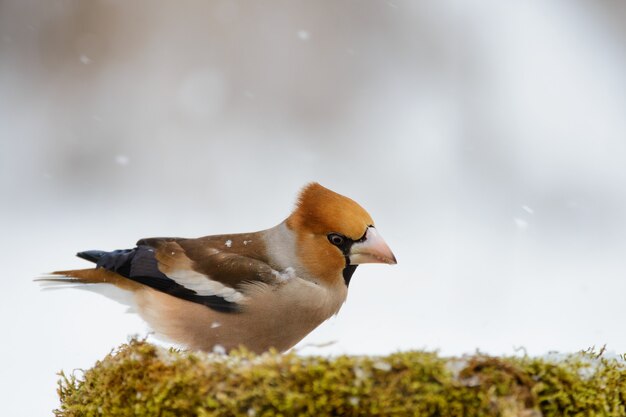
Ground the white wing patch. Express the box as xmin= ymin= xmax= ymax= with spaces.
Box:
xmin=166 ymin=269 xmax=246 ymax=303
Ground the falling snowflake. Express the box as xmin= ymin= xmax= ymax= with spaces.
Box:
xmin=115 ymin=155 xmax=130 ymax=166
xmin=514 ymin=218 xmax=529 ymax=230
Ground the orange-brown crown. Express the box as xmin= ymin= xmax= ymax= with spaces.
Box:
xmin=286 ymin=183 xmax=375 ymax=284
xmin=287 ymin=182 xmax=374 ymax=239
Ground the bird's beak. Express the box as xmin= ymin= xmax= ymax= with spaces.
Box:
xmin=349 ymin=227 xmax=397 ymax=265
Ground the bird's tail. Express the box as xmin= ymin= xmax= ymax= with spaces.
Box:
xmin=36 ymin=268 xmax=140 ymax=291
xmin=36 ymin=268 xmax=141 ymax=312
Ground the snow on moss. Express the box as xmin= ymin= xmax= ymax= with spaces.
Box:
xmin=55 ymin=340 xmax=626 ymax=417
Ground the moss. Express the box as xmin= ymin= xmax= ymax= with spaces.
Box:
xmin=56 ymin=340 xmax=626 ymax=417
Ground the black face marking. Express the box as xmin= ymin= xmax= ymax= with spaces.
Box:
xmin=76 ymin=246 xmax=240 ymax=313
xmin=328 ymin=233 xmax=345 ymax=247
xmin=327 ymin=228 xmax=367 ymax=254
xmin=342 ymin=264 xmax=358 ymax=287
xmin=328 ymin=228 xmax=369 ymax=287
xmin=327 ymin=233 xmax=351 ymax=253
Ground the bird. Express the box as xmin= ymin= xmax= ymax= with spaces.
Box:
xmin=41 ymin=183 xmax=397 ymax=353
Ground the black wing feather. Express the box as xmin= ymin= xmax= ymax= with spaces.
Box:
xmin=77 ymin=246 xmax=240 ymax=313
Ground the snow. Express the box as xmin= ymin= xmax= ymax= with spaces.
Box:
xmin=514 ymin=218 xmax=529 ymax=230
xmin=79 ymin=54 xmax=92 ymax=65
xmin=372 ymin=360 xmax=392 ymax=372
xmin=115 ymin=155 xmax=130 ymax=166
xmin=212 ymin=344 xmax=226 ymax=355
xmin=225 ymin=240 xmax=232 ymax=248
xmin=352 ymin=364 xmax=370 ymax=386
xmin=272 ymin=267 xmax=296 ymax=282
xmin=4 ymin=2 xmax=626 ymax=416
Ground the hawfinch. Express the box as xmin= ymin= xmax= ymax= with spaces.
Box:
xmin=44 ymin=183 xmax=397 ymax=353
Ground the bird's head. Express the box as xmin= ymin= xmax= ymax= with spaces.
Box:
xmin=286 ymin=183 xmax=396 ymax=286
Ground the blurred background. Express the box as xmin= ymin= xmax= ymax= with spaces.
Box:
xmin=2 ymin=0 xmax=626 ymax=414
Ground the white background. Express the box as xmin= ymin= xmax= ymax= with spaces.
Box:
xmin=2 ymin=1 xmax=626 ymax=415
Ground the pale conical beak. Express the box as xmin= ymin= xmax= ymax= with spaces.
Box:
xmin=349 ymin=227 xmax=397 ymax=265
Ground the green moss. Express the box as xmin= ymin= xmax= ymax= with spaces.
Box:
xmin=56 ymin=340 xmax=626 ymax=417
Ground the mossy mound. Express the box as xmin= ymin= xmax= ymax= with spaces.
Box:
xmin=56 ymin=340 xmax=626 ymax=416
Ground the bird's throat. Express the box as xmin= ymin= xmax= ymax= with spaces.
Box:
xmin=342 ymin=264 xmax=358 ymax=287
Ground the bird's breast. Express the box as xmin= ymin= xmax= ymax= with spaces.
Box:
xmin=238 ymin=276 xmax=348 ymax=350
xmin=134 ymin=274 xmax=347 ymax=353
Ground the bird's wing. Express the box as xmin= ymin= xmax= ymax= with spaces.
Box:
xmin=86 ymin=236 xmax=281 ymax=313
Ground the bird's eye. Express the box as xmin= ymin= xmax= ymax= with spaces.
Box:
xmin=328 ymin=233 xmax=346 ymax=247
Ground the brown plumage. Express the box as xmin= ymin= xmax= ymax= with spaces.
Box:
xmin=42 ymin=183 xmax=397 ymax=353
